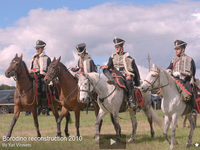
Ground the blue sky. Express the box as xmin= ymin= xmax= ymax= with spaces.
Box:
xmin=0 ymin=0 xmax=173 ymax=28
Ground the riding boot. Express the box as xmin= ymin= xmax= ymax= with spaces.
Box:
xmin=103 ymin=69 xmax=117 ymax=85
xmin=126 ymin=79 xmax=136 ymax=109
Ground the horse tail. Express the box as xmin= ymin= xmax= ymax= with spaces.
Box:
xmin=148 ymin=106 xmax=163 ymax=128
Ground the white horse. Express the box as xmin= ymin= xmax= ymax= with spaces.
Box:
xmin=141 ymin=64 xmax=195 ymax=150
xmin=78 ymin=72 xmax=161 ymax=143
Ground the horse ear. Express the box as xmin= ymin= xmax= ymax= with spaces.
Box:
xmin=53 ymin=57 xmax=56 ymax=61
xmin=15 ymin=53 xmax=18 ymax=58
xmin=58 ymin=56 xmax=61 ymax=62
xmin=152 ymin=64 xmax=157 ymax=69
xmin=20 ymin=54 xmax=23 ymax=60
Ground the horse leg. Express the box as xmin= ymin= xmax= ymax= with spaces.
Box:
xmin=128 ymin=109 xmax=137 ymax=143
xmin=64 ymin=112 xmax=71 ymax=137
xmin=51 ymin=104 xmax=59 ymax=122
xmin=57 ymin=106 xmax=68 ymax=137
xmin=186 ymin=113 xmax=195 ymax=147
xmin=93 ymin=101 xmax=103 ymax=132
xmin=95 ymin=109 xmax=107 ymax=143
xmin=193 ymin=114 xmax=197 ymax=127
xmin=143 ymin=108 xmax=154 ymax=138
xmin=31 ymin=107 xmax=41 ymax=137
xmin=74 ymin=110 xmax=81 ymax=137
xmin=183 ymin=115 xmax=187 ymax=128
xmin=7 ymin=106 xmax=21 ymax=138
xmin=170 ymin=114 xmax=178 ymax=150
xmin=163 ymin=115 xmax=172 ymax=145
xmin=110 ymin=114 xmax=117 ymax=132
xmin=112 ymin=112 xmax=121 ymax=143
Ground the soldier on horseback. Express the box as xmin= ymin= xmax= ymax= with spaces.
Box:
xmin=167 ymin=39 xmax=197 ymax=115
xmin=29 ymin=40 xmax=51 ymax=98
xmin=100 ymin=37 xmax=140 ymax=109
xmin=71 ymin=43 xmax=97 ymax=73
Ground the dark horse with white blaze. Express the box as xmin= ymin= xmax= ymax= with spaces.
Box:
xmin=4 ymin=54 xmax=69 ymax=138
xmin=44 ymin=57 xmax=101 ymax=137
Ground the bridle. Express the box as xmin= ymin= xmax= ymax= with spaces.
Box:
xmin=8 ymin=59 xmax=22 ymax=81
xmin=79 ymin=74 xmax=116 ymax=102
xmin=46 ymin=64 xmax=60 ymax=81
xmin=144 ymin=69 xmax=169 ymax=91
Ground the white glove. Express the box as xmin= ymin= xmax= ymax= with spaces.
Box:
xmin=166 ymin=69 xmax=172 ymax=75
xmin=173 ymin=72 xmax=181 ymax=77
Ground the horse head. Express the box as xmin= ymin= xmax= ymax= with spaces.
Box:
xmin=5 ymin=54 xmax=23 ymax=78
xmin=44 ymin=56 xmax=61 ymax=84
xmin=141 ymin=64 xmax=161 ymax=92
xmin=77 ymin=73 xmax=94 ymax=104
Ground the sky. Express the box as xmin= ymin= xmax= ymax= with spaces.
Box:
xmin=0 ymin=0 xmax=200 ymax=86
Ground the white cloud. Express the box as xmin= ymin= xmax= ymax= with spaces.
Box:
xmin=0 ymin=1 xmax=200 ymax=84
xmin=0 ymin=75 xmax=15 ymax=86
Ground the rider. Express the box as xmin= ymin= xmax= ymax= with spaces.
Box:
xmin=71 ymin=43 xmax=97 ymax=73
xmin=100 ymin=37 xmax=140 ymax=109
xmin=167 ymin=39 xmax=197 ymax=115
xmin=29 ymin=40 xmax=51 ymax=98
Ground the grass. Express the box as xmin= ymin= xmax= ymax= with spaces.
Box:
xmin=0 ymin=110 xmax=199 ymax=150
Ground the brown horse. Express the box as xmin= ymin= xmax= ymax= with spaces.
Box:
xmin=44 ymin=57 xmax=101 ymax=137
xmin=4 ymin=54 xmax=68 ymax=138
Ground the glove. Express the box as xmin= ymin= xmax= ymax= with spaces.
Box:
xmin=173 ymin=72 xmax=181 ymax=77
xmin=71 ymin=67 xmax=78 ymax=72
xmin=166 ymin=69 xmax=172 ymax=75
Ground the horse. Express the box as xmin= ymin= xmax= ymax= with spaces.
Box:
xmin=4 ymin=54 xmax=66 ymax=138
xmin=77 ymin=71 xmax=162 ymax=143
xmin=44 ymin=57 xmax=101 ymax=137
xmin=141 ymin=64 xmax=195 ymax=150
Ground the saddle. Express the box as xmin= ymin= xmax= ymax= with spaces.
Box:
xmin=173 ymin=78 xmax=192 ymax=102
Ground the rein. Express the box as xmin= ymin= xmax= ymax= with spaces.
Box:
xmin=144 ymin=69 xmax=169 ymax=91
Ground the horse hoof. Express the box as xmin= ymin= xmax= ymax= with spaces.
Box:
xmin=65 ymin=133 xmax=70 ymax=137
xmin=186 ymin=143 xmax=192 ymax=147
xmin=174 ymin=140 xmax=178 ymax=145
xmin=95 ymin=137 xmax=100 ymax=144
xmin=128 ymin=138 xmax=134 ymax=143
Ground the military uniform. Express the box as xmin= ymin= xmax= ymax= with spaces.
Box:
xmin=30 ymin=40 xmax=51 ymax=97
xmin=103 ymin=37 xmax=140 ymax=108
xmin=167 ymin=40 xmax=196 ymax=113
xmin=71 ymin=43 xmax=97 ymax=73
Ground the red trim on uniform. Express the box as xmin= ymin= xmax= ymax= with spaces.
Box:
xmin=173 ymin=78 xmax=192 ymax=95
xmin=172 ymin=57 xmax=182 ymax=72
xmin=33 ymin=73 xmax=41 ymax=95
xmin=135 ymin=89 xmax=144 ymax=107
xmin=196 ymin=98 xmax=200 ymax=114
xmin=157 ymin=89 xmax=161 ymax=94
xmin=112 ymin=73 xmax=126 ymax=88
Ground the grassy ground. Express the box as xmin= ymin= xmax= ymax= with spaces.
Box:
xmin=0 ymin=110 xmax=199 ymax=150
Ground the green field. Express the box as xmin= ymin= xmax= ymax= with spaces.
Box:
xmin=0 ymin=110 xmax=199 ymax=150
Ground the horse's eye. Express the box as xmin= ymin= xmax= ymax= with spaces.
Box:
xmin=152 ymin=74 xmax=157 ymax=77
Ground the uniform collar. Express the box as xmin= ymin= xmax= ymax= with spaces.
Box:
xmin=33 ymin=52 xmax=46 ymax=58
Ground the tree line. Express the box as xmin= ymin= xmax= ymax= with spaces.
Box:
xmin=0 ymin=84 xmax=15 ymax=90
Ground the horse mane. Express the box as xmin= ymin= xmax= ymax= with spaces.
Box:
xmin=22 ymin=61 xmax=32 ymax=80
xmin=59 ymin=62 xmax=77 ymax=80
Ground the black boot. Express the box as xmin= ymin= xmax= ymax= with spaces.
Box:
xmin=103 ymin=69 xmax=117 ymax=85
xmin=126 ymin=79 xmax=136 ymax=109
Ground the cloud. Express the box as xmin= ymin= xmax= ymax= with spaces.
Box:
xmin=0 ymin=0 xmax=200 ymax=85
xmin=0 ymin=75 xmax=15 ymax=86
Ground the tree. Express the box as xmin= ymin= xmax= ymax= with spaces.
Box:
xmin=0 ymin=84 xmax=15 ymax=90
